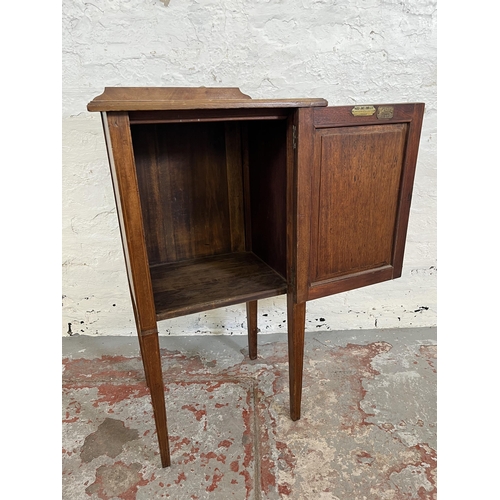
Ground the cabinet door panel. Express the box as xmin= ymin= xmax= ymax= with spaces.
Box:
xmin=312 ymin=123 xmax=407 ymax=282
xmin=297 ymin=103 xmax=424 ymax=301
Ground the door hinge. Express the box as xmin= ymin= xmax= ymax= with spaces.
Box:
xmin=292 ymin=125 xmax=297 ymax=149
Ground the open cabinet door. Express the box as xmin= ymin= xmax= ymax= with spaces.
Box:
xmin=293 ymin=103 xmax=424 ymax=303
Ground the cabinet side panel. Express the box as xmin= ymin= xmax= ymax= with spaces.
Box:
xmin=247 ymin=120 xmax=288 ymax=277
xmin=104 ymin=112 xmax=157 ymax=331
xmin=293 ymin=108 xmax=315 ymax=303
xmin=312 ymin=124 xmax=408 ymax=283
xmin=131 ymin=122 xmax=233 ymax=264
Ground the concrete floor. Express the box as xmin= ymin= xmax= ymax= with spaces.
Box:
xmin=62 ymin=327 xmax=436 ymax=499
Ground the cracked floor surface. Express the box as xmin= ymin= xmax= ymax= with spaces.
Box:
xmin=62 ymin=327 xmax=436 ymax=499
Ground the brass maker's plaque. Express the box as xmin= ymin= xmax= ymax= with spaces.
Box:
xmin=351 ymin=105 xmax=376 ymax=117
xmin=377 ymin=106 xmax=394 ymax=119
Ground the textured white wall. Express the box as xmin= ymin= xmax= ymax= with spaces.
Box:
xmin=62 ymin=0 xmax=436 ymax=336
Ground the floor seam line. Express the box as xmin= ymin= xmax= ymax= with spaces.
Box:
xmin=252 ymin=381 xmax=262 ymax=500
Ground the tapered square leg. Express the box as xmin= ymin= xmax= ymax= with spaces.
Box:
xmin=136 ymin=334 xmax=151 ymax=389
xmin=131 ymin=302 xmax=151 ymax=389
xmin=287 ymin=296 xmax=306 ymax=421
xmin=246 ymin=300 xmax=258 ymax=360
xmin=140 ymin=331 xmax=171 ymax=467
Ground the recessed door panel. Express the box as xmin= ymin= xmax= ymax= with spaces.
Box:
xmin=313 ymin=124 xmax=407 ymax=283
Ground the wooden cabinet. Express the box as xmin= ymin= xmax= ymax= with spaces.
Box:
xmin=87 ymin=87 xmax=424 ymax=467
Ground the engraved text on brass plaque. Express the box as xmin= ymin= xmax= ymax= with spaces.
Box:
xmin=351 ymin=105 xmax=376 ymax=117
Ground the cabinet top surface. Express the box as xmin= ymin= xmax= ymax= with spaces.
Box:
xmin=87 ymin=87 xmax=328 ymax=112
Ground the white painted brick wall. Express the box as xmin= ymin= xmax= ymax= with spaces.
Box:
xmin=62 ymin=0 xmax=437 ymax=336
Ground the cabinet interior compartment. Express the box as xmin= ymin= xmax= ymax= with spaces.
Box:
xmin=130 ymin=117 xmax=288 ymax=320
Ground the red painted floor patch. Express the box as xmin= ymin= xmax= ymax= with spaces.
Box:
xmin=63 ymin=333 xmax=436 ymax=499
xmin=63 ymin=378 xmax=259 ymax=499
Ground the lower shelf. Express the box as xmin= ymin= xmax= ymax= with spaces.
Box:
xmin=150 ymin=252 xmax=287 ymax=321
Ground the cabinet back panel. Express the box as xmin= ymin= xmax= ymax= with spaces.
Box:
xmin=247 ymin=120 xmax=288 ymax=278
xmin=312 ymin=123 xmax=408 ymax=282
xmin=131 ymin=122 xmax=241 ymax=265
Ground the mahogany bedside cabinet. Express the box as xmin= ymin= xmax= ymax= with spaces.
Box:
xmin=86 ymin=87 xmax=424 ymax=467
